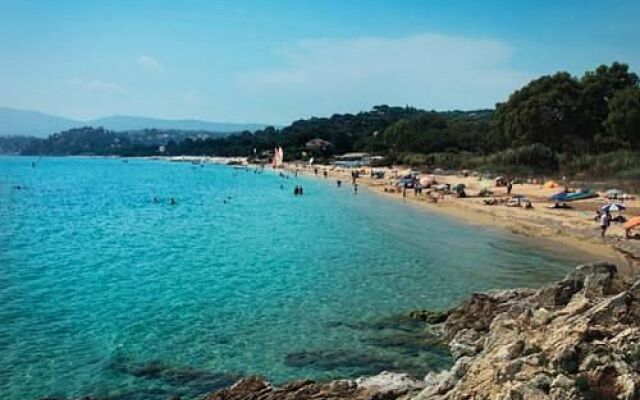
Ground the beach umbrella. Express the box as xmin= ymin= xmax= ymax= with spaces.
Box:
xmin=605 ymin=189 xmax=623 ymax=199
xmin=624 ymin=217 xmax=640 ymax=230
xmin=601 ymin=203 xmax=626 ymax=212
xmin=420 ymin=176 xmax=437 ymax=186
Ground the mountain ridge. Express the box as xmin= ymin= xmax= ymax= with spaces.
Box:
xmin=0 ymin=107 xmax=272 ymax=137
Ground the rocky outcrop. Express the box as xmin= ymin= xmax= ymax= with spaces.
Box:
xmin=206 ymin=262 xmax=640 ymax=400
xmin=417 ymin=261 xmax=640 ymax=399
xmin=203 ymin=372 xmax=425 ymax=400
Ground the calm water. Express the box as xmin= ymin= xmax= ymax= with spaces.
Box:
xmin=0 ymin=157 xmax=587 ymax=400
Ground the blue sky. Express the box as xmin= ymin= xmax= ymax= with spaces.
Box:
xmin=1 ymin=0 xmax=639 ymax=125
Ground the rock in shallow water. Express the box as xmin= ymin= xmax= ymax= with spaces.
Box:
xmin=206 ymin=262 xmax=640 ymax=400
xmin=203 ymin=372 xmax=425 ymax=400
xmin=42 ymin=262 xmax=640 ymax=400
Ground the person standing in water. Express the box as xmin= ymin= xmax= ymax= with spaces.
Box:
xmin=337 ymin=179 xmax=342 ymax=188
xmin=353 ymin=183 xmax=358 ymax=194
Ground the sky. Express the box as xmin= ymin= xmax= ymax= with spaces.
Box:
xmin=1 ymin=0 xmax=639 ymax=125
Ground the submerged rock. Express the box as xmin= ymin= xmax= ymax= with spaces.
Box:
xmin=283 ymin=349 xmax=404 ymax=376
xmin=407 ymin=309 xmax=451 ymax=324
xmin=104 ymin=356 xmax=239 ymax=398
xmin=44 ymin=262 xmax=640 ymax=400
xmin=206 ymin=261 xmax=640 ymax=400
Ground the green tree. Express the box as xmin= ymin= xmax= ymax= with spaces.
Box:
xmin=383 ymin=112 xmax=448 ymax=154
xmin=580 ymin=62 xmax=639 ymax=143
xmin=603 ymin=86 xmax=640 ymax=149
xmin=494 ymin=72 xmax=584 ymax=153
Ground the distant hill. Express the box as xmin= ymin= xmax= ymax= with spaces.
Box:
xmin=88 ymin=115 xmax=268 ymax=134
xmin=0 ymin=108 xmax=78 ymax=137
xmin=0 ymin=107 xmax=270 ymax=137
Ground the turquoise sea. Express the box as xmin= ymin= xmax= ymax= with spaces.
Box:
xmin=0 ymin=157 xmax=589 ymax=400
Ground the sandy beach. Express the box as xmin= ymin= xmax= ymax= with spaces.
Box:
xmin=284 ymin=163 xmax=640 ymax=276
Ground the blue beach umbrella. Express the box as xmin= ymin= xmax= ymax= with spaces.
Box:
xmin=601 ymin=203 xmax=625 ymax=212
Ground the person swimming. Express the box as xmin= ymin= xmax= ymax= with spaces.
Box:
xmin=169 ymin=198 xmax=176 ymax=205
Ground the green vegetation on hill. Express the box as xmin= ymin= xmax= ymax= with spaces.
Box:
xmin=3 ymin=61 xmax=639 ymax=179
xmin=10 ymin=128 xmax=224 ymax=156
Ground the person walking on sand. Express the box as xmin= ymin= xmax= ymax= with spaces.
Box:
xmin=600 ymin=210 xmax=611 ymax=237
xmin=507 ymin=181 xmax=513 ymax=195
xmin=323 ymin=170 xmax=328 ymax=178
xmin=402 ymin=182 xmax=407 ymax=198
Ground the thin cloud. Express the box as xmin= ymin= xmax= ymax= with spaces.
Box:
xmin=137 ymin=54 xmax=163 ymax=72
xmin=180 ymin=89 xmax=199 ymax=105
xmin=236 ymin=33 xmax=532 ymax=112
xmin=69 ymin=79 xmax=125 ymax=94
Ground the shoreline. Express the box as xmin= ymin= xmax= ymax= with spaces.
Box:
xmin=282 ymin=162 xmax=639 ymax=276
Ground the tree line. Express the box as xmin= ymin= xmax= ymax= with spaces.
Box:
xmin=4 ymin=62 xmax=640 ymax=178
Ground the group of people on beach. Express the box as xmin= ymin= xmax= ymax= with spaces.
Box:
xmin=595 ymin=208 xmax=633 ymax=238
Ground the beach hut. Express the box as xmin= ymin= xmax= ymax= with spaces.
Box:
xmin=305 ymin=138 xmax=333 ymax=151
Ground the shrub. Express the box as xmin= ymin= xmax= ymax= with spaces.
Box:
xmin=486 ymin=143 xmax=558 ymax=172
xmin=561 ymin=150 xmax=640 ymax=178
xmin=401 ymin=152 xmax=429 ymax=166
